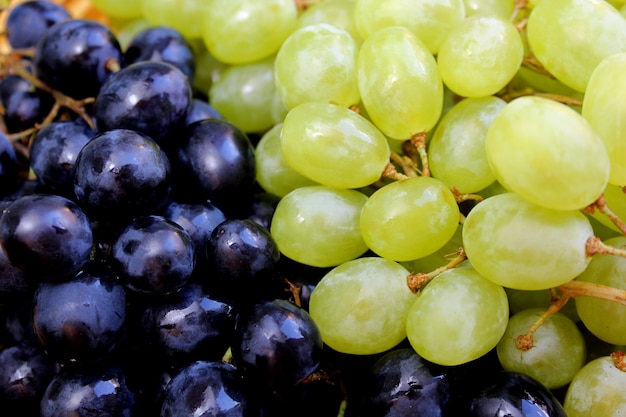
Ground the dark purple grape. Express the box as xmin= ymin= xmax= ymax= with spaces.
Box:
xmin=186 ymin=98 xmax=222 ymax=125
xmin=246 ymin=192 xmax=280 ymax=231
xmin=73 ymin=128 xmax=172 ymax=222
xmin=169 ymin=119 xmax=256 ymax=215
xmin=468 ymin=371 xmax=567 ymax=417
xmin=231 ymin=299 xmax=323 ymax=394
xmin=123 ymin=25 xmax=196 ymax=82
xmin=362 ymin=348 xmax=451 ymax=417
xmin=93 ymin=61 xmax=192 ymax=144
xmin=33 ymin=267 xmax=127 ymax=364
xmin=6 ymin=0 xmax=71 ymax=49
xmin=40 ymin=366 xmax=136 ymax=417
xmin=160 ymin=360 xmax=253 ymax=417
xmin=0 ymin=131 xmax=21 ymax=198
xmin=0 ymin=237 xmax=32 ymax=303
xmin=139 ymin=282 xmax=236 ymax=366
xmin=2 ymin=301 xmax=37 ymax=345
xmin=0 ymin=194 xmax=93 ymax=282
xmin=0 ymin=340 xmax=57 ymax=412
xmin=0 ymin=73 xmax=54 ymax=133
xmin=110 ymin=215 xmax=195 ymax=296
xmin=30 ymin=119 xmax=95 ymax=196
xmin=34 ymin=19 xmax=123 ymax=99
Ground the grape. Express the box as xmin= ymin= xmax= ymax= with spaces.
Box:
xmin=576 ymin=236 xmax=626 ymax=345
xmin=505 ymin=287 xmax=580 ymax=323
xmin=526 ymin=0 xmax=626 ymax=92
xmin=5 ymin=0 xmax=70 ymax=49
xmin=428 ymin=96 xmax=505 ymax=193
xmin=437 ymin=15 xmax=523 ymax=98
xmin=140 ymin=0 xmax=208 ymax=39
xmin=564 ymin=355 xmax=626 ymax=416
xmin=92 ymin=0 xmax=142 ymax=19
xmin=309 ymin=257 xmax=415 ymax=355
xmin=587 ymin=183 xmax=626 ymax=233
xmin=297 ymin=0 xmax=362 ymax=43
xmin=496 ymin=308 xmax=586 ymax=389
xmin=280 ymin=102 xmax=390 ymax=189
xmin=202 ymin=0 xmax=298 ymax=64
xmin=354 ymin=0 xmax=466 ymax=55
xmin=405 ymin=267 xmax=509 ymax=366
xmin=209 ymin=57 xmax=285 ymax=133
xmin=0 ymin=73 xmax=54 ymax=134
xmin=462 ymin=192 xmax=595 ymax=290
xmin=485 ymin=96 xmax=610 ymax=211
xmin=270 ymin=185 xmax=368 ymax=267
xmin=357 ymin=26 xmax=443 ymax=140
xmin=274 ymin=23 xmax=360 ymax=110
xmin=582 ymin=52 xmax=626 ymax=186
xmin=360 ymin=176 xmax=460 ymax=262
xmin=255 ymin=123 xmax=318 ymax=198
xmin=462 ymin=0 xmax=515 ymax=18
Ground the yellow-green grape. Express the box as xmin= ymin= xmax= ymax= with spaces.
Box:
xmin=437 ymin=15 xmax=523 ymax=98
xmin=357 ymin=26 xmax=443 ymax=140
xmin=514 ymin=67 xmax=584 ymax=100
xmin=255 ymin=124 xmax=318 ymax=198
xmin=485 ymin=96 xmax=609 ymax=211
xmin=141 ymin=0 xmax=209 ymax=39
xmin=274 ymin=23 xmax=360 ymax=110
xmin=496 ymin=308 xmax=586 ymax=389
xmin=403 ymin=224 xmax=463 ymax=275
xmin=309 ymin=257 xmax=415 ymax=355
xmin=280 ymin=102 xmax=390 ymax=189
xmin=202 ymin=0 xmax=298 ymax=64
xmin=583 ymin=52 xmax=626 ymax=186
xmin=209 ymin=57 xmax=285 ymax=133
xmin=354 ymin=0 xmax=465 ymax=55
xmin=462 ymin=192 xmax=595 ymax=290
xmin=588 ymin=183 xmax=626 ymax=233
xmin=360 ymin=176 xmax=460 ymax=262
xmin=564 ymin=356 xmax=626 ymax=416
xmin=114 ymin=18 xmax=151 ymax=50
xmin=406 ymin=267 xmax=509 ymax=366
xmin=191 ymin=44 xmax=229 ymax=96
xmin=576 ymin=236 xmax=626 ymax=345
xmin=428 ymin=96 xmax=505 ymax=193
xmin=270 ymin=185 xmax=368 ymax=267
xmin=93 ymin=0 xmax=142 ymax=19
xmin=526 ymin=0 xmax=626 ymax=92
xmin=505 ymin=287 xmax=580 ymax=323
xmin=462 ymin=0 xmax=515 ymax=18
xmin=297 ymin=0 xmax=362 ymax=43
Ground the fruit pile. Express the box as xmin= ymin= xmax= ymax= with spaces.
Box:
xmin=2 ymin=0 xmax=626 ymax=416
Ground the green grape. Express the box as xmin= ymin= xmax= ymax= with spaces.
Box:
xmin=576 ymin=236 xmax=626 ymax=345
xmin=297 ymin=0 xmax=362 ymax=44
xmin=564 ymin=355 xmax=626 ymax=416
xmin=357 ymin=26 xmax=443 ymax=140
xmin=255 ymin=124 xmax=318 ymax=198
xmin=360 ymin=176 xmax=460 ymax=262
xmin=280 ymin=102 xmax=390 ymax=189
xmin=406 ymin=267 xmax=509 ymax=366
xmin=202 ymin=0 xmax=298 ymax=64
xmin=462 ymin=0 xmax=515 ymax=18
xmin=309 ymin=257 xmax=415 ymax=355
xmin=437 ymin=15 xmax=523 ymax=98
xmin=93 ymin=0 xmax=142 ymax=19
xmin=270 ymin=185 xmax=368 ymax=267
xmin=403 ymin=224 xmax=463 ymax=275
xmin=354 ymin=0 xmax=465 ymax=55
xmin=209 ymin=57 xmax=285 ymax=133
xmin=587 ymin=183 xmax=626 ymax=234
xmin=526 ymin=0 xmax=626 ymax=93
xmin=477 ymin=180 xmax=507 ymax=199
xmin=485 ymin=96 xmax=610 ymax=211
xmin=428 ymin=96 xmax=505 ymax=193
xmin=505 ymin=287 xmax=580 ymax=323
xmin=462 ymin=192 xmax=595 ymax=290
xmin=274 ymin=23 xmax=360 ymax=110
xmin=113 ymin=18 xmax=151 ymax=50
xmin=496 ymin=308 xmax=586 ymax=389
xmin=514 ymin=66 xmax=584 ymax=100
xmin=191 ymin=44 xmax=229 ymax=96
xmin=583 ymin=52 xmax=626 ymax=186
xmin=141 ymin=0 xmax=209 ymax=39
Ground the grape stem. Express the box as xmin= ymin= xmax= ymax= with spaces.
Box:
xmin=611 ymin=351 xmax=626 ymax=372
xmin=583 ymin=194 xmax=626 ymax=236
xmin=586 ymin=236 xmax=626 ymax=258
xmin=382 ymin=162 xmax=409 ymax=181
xmin=283 ymin=277 xmax=302 ymax=308
xmin=410 ymin=132 xmax=430 ymax=177
xmin=450 ymin=188 xmax=484 ymax=204
xmin=389 ymin=151 xmax=418 ymax=178
xmin=406 ymin=248 xmax=467 ymax=292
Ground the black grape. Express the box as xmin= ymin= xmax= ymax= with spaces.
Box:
xmin=185 ymin=97 xmax=223 ymax=125
xmin=6 ymin=0 xmax=71 ymax=49
xmin=0 ymin=72 xmax=54 ymax=134
xmin=0 ymin=131 xmax=21 ymax=197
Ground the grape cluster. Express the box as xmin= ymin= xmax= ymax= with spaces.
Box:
xmin=2 ymin=0 xmax=626 ymax=416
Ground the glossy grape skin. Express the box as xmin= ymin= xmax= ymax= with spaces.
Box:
xmin=73 ymin=128 xmax=172 ymax=223
xmin=29 ymin=120 xmax=95 ymax=197
xmin=123 ymin=26 xmax=196 ymax=83
xmin=6 ymin=0 xmax=70 ymax=49
xmin=34 ymin=19 xmax=123 ymax=99
xmin=0 ymin=73 xmax=54 ymax=134
xmin=0 ymin=194 xmax=93 ymax=282
xmin=185 ymin=98 xmax=222 ymax=126
xmin=33 ymin=267 xmax=127 ymax=364
xmin=110 ymin=215 xmax=195 ymax=296
xmin=231 ymin=299 xmax=323 ymax=394
xmin=160 ymin=361 xmax=252 ymax=417
xmin=168 ymin=119 xmax=256 ymax=216
xmin=297 ymin=0 xmax=362 ymax=43
xmin=93 ymin=61 xmax=192 ymax=144
xmin=40 ymin=367 xmax=136 ymax=417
